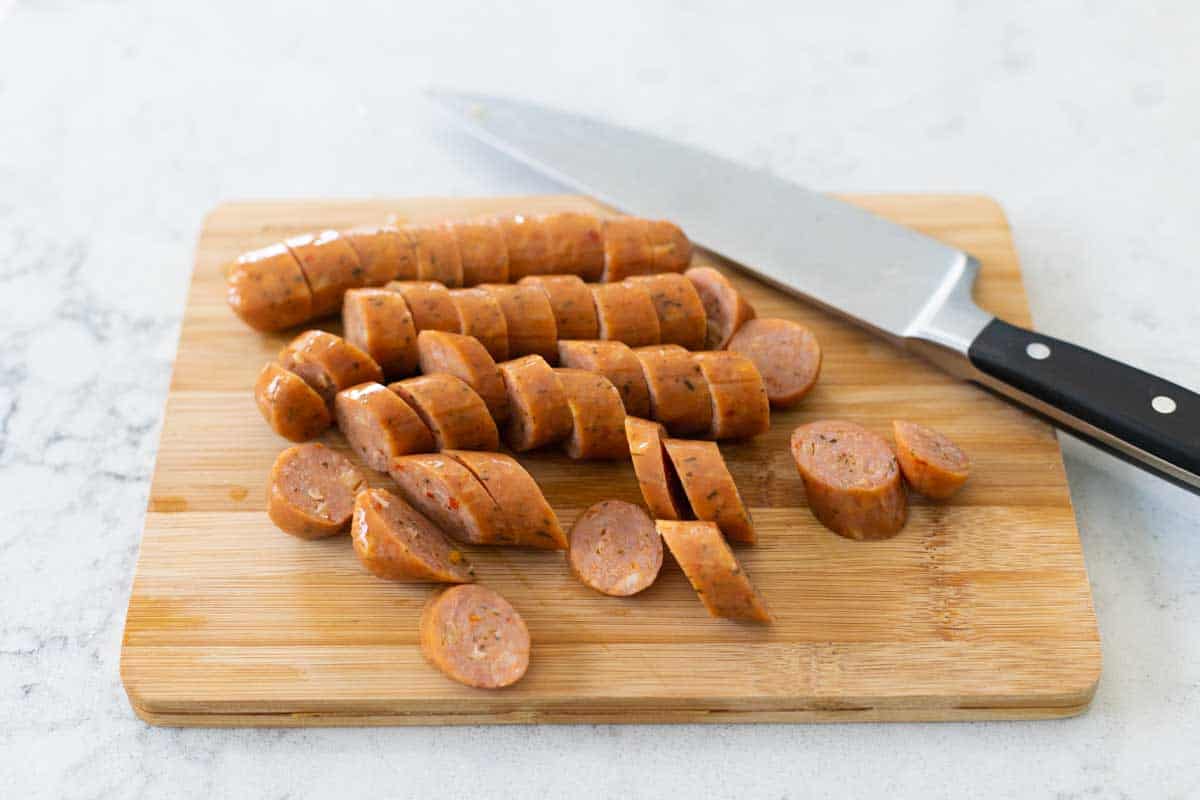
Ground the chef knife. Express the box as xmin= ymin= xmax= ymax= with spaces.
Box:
xmin=429 ymin=90 xmax=1200 ymax=494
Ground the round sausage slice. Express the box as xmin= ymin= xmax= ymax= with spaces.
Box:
xmin=790 ymin=420 xmax=908 ymax=541
xmin=568 ymin=500 xmax=663 ymax=597
xmin=446 ymin=450 xmax=567 ymax=549
xmin=590 ymin=282 xmax=661 ymax=347
xmin=389 ymin=454 xmax=509 ymax=545
xmin=692 ymin=351 xmax=770 ymax=440
xmin=656 ymin=520 xmax=771 ymax=622
xmin=342 ymin=226 xmax=405 ymax=285
xmin=633 ymin=344 xmax=713 ymax=436
xmin=277 ymin=330 xmax=384 ymax=407
xmin=225 ymin=243 xmax=313 ymax=331
xmin=497 ymin=355 xmax=572 ymax=452
xmin=602 ymin=216 xmax=655 ymax=281
xmin=389 ymin=374 xmax=499 ymax=452
xmin=419 ymin=584 xmax=530 ymax=689
xmin=334 ymin=382 xmax=435 ymax=472
xmin=352 ymin=487 xmax=474 ymax=583
xmin=254 ymin=362 xmax=332 ymax=442
xmin=685 ymin=266 xmax=757 ymax=349
xmin=554 ymin=369 xmax=629 ymax=460
xmin=452 ymin=218 xmax=510 ymax=285
xmin=479 ymin=283 xmax=559 ymax=362
xmin=540 ymin=211 xmax=605 ymax=281
xmin=892 ymin=420 xmax=970 ymax=499
xmin=448 ymin=288 xmax=509 ymax=362
xmin=267 ymin=443 xmax=366 ymax=539
xmin=647 ymin=220 xmax=693 ymax=273
xmin=417 ymin=330 xmax=509 ymax=424
xmin=385 ymin=281 xmax=461 ymax=334
xmin=342 ymin=288 xmax=419 ymax=379
xmin=624 ymin=273 xmax=706 ymax=350
xmin=498 ymin=214 xmax=552 ymax=280
xmin=518 ymin=274 xmax=599 ymax=340
xmin=557 ymin=340 xmax=651 ymax=418
xmin=408 ymin=224 xmax=464 ymax=287
xmin=285 ymin=230 xmax=363 ymax=318
xmin=663 ymin=438 xmax=755 ymax=544
xmin=625 ymin=416 xmax=690 ymax=521
xmin=727 ymin=318 xmax=822 ymax=408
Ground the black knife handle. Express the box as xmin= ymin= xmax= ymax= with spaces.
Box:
xmin=967 ymin=318 xmax=1200 ymax=489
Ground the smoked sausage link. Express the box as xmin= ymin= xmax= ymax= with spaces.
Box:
xmin=225 ymin=243 xmax=313 ymax=331
xmin=540 ymin=211 xmax=605 ymax=281
xmin=497 ymin=355 xmax=573 ymax=452
xmin=656 ymin=520 xmax=771 ymax=622
xmin=625 ymin=416 xmax=691 ymax=521
xmin=663 ymin=438 xmax=755 ymax=544
xmin=479 ymin=283 xmax=559 ymax=362
xmin=554 ymin=369 xmax=630 ymax=460
xmin=646 ymin=220 xmax=693 ymax=273
xmin=445 ymin=450 xmax=567 ymax=549
xmin=568 ymin=500 xmax=663 ymax=597
xmin=417 ymin=330 xmax=510 ymax=424
xmin=254 ymin=363 xmax=332 ymax=442
xmin=419 ymin=584 xmax=531 ymax=689
xmin=499 ymin=214 xmax=552 ymax=281
xmin=624 ymin=273 xmax=706 ymax=350
xmin=352 ymin=487 xmax=474 ymax=583
xmin=284 ymin=230 xmax=364 ymax=318
xmin=634 ymin=344 xmax=713 ymax=436
xmin=590 ymin=282 xmax=662 ymax=347
xmin=602 ymin=217 xmax=655 ymax=281
xmin=267 ymin=443 xmax=366 ymax=539
xmin=389 ymin=373 xmax=500 ymax=452
xmin=558 ymin=339 xmax=651 ymax=418
xmin=409 ymin=224 xmax=464 ymax=287
xmin=685 ymin=266 xmax=756 ymax=350
xmin=389 ymin=454 xmax=510 ymax=545
xmin=727 ymin=318 xmax=821 ymax=408
xmin=334 ymin=381 xmax=435 ymax=472
xmin=692 ymin=351 xmax=770 ymax=440
xmin=892 ymin=420 xmax=970 ymax=499
xmin=277 ymin=330 xmax=384 ymax=407
xmin=448 ymin=288 xmax=510 ymax=362
xmin=385 ymin=281 xmax=461 ymax=335
xmin=343 ymin=226 xmax=406 ymax=286
xmin=450 ymin=219 xmax=509 ymax=286
xmin=518 ymin=274 xmax=600 ymax=341
xmin=342 ymin=288 xmax=419 ymax=380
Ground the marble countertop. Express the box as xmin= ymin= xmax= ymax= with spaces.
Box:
xmin=2 ymin=1 xmax=1197 ymax=797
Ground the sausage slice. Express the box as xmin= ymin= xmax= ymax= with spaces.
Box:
xmin=225 ymin=243 xmax=313 ymax=331
xmin=625 ymin=416 xmax=690 ymax=520
xmin=692 ymin=351 xmax=770 ymax=440
xmin=254 ymin=362 xmax=332 ymax=442
xmin=446 ymin=450 xmax=567 ymax=549
xmin=389 ymin=374 xmax=499 ymax=452
xmin=385 ymin=281 xmax=461 ymax=334
xmin=646 ymin=220 xmax=693 ymax=273
xmin=342 ymin=226 xmax=405 ymax=285
xmin=342 ymin=288 xmax=419 ymax=379
xmin=727 ymin=318 xmax=821 ymax=408
xmin=408 ymin=224 xmax=463 ymax=287
xmin=334 ymin=382 xmax=435 ymax=472
xmin=590 ymin=282 xmax=662 ymax=347
xmin=498 ymin=214 xmax=552 ymax=280
xmin=277 ymin=330 xmax=384 ymax=407
xmin=684 ymin=266 xmax=757 ymax=349
xmin=554 ymin=369 xmax=629 ymax=460
xmin=497 ymin=355 xmax=572 ymax=452
xmin=663 ymin=438 xmax=755 ymax=544
xmin=557 ymin=340 xmax=651 ymax=418
xmin=624 ymin=273 xmax=706 ymax=350
xmin=633 ymin=344 xmax=713 ymax=435
xmin=352 ymin=487 xmax=474 ymax=583
xmin=790 ymin=420 xmax=908 ymax=540
xmin=656 ymin=520 xmax=771 ymax=622
xmin=391 ymin=226 xmax=420 ymax=280
xmin=892 ymin=420 xmax=970 ymax=499
xmin=602 ymin=216 xmax=655 ymax=281
xmin=447 ymin=288 xmax=510 ymax=362
xmin=568 ymin=500 xmax=663 ymax=596
xmin=267 ymin=443 xmax=366 ymax=539
xmin=479 ymin=283 xmax=559 ymax=362
xmin=539 ymin=211 xmax=605 ymax=281
xmin=419 ymin=584 xmax=530 ymax=688
xmin=518 ymin=274 xmax=599 ymax=340
xmin=284 ymin=230 xmax=363 ymax=318
xmin=417 ymin=330 xmax=509 ymax=423
xmin=389 ymin=454 xmax=509 ymax=545
xmin=452 ymin=218 xmax=510 ymax=285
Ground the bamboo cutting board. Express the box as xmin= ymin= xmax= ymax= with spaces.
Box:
xmin=120 ymin=194 xmax=1101 ymax=726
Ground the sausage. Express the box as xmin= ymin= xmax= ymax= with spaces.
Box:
xmin=391 ymin=226 xmax=420 ymax=280
xmin=389 ymin=374 xmax=499 ymax=452
xmin=540 ymin=211 xmax=605 ymax=281
xmin=451 ymin=218 xmax=510 ymax=285
xmin=727 ymin=318 xmax=821 ymax=408
xmin=498 ymin=214 xmax=551 ymax=280
xmin=388 ymin=454 xmax=510 ymax=545
xmin=684 ymin=266 xmax=756 ymax=349
xmin=341 ymin=288 xmax=419 ymax=379
xmin=892 ymin=420 xmax=970 ymax=499
xmin=334 ymin=381 xmax=435 ymax=472
xmin=624 ymin=273 xmax=706 ymax=350
xmin=408 ymin=224 xmax=464 ymax=287
xmin=602 ymin=216 xmax=655 ymax=281
xmin=790 ymin=420 xmax=908 ymax=540
xmin=479 ymin=283 xmax=559 ymax=362
xmin=557 ymin=340 xmax=651 ymax=418
xmin=691 ymin=351 xmax=770 ymax=440
xmin=590 ymin=282 xmax=662 ymax=347
xmin=497 ymin=355 xmax=573 ymax=452
xmin=663 ymin=438 xmax=755 ymax=544
xmin=646 ymin=220 xmax=692 ymax=273
xmin=568 ymin=500 xmax=663 ymax=596
xmin=446 ymin=450 xmax=567 ymax=549
xmin=625 ymin=416 xmax=690 ymax=520
xmin=225 ymin=243 xmax=313 ymax=331
xmin=417 ymin=330 xmax=509 ymax=423
xmin=448 ymin=288 xmax=509 ymax=362
xmin=517 ymin=274 xmax=599 ymax=340
xmin=277 ymin=330 xmax=384 ymax=407
xmin=656 ymin=520 xmax=771 ymax=622
xmin=419 ymin=584 xmax=530 ymax=688
xmin=633 ymin=344 xmax=713 ymax=435
xmin=284 ymin=230 xmax=363 ymax=318
xmin=554 ymin=369 xmax=629 ymax=460
xmin=267 ymin=442 xmax=366 ymax=539
xmin=254 ymin=362 xmax=332 ymax=441
xmin=342 ymin=226 xmax=405 ymax=285
xmin=385 ymin=281 xmax=461 ymax=334
xmin=352 ymin=487 xmax=474 ymax=583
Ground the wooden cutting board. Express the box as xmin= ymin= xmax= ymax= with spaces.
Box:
xmin=120 ymin=194 xmax=1101 ymax=726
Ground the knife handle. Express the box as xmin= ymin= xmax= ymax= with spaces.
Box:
xmin=967 ymin=318 xmax=1200 ymax=492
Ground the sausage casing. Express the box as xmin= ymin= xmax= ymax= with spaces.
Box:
xmin=334 ymin=381 xmax=435 ymax=472
xmin=389 ymin=373 xmax=499 ymax=452
xmin=557 ymin=339 xmax=651 ymax=419
xmin=254 ymin=362 xmax=332 ymax=442
xmin=634 ymin=344 xmax=713 ymax=436
xmin=446 ymin=450 xmax=567 ymax=549
xmin=342 ymin=288 xmax=419 ymax=379
xmin=277 ymin=330 xmax=384 ymax=407
xmin=892 ymin=420 xmax=970 ymax=499
xmin=352 ymin=487 xmax=474 ymax=583
xmin=518 ymin=274 xmax=599 ymax=341
xmin=663 ymin=438 xmax=755 ymax=544
xmin=417 ymin=330 xmax=509 ymax=423
xmin=656 ymin=520 xmax=771 ymax=622
xmin=497 ymin=355 xmax=573 ymax=452
xmin=554 ymin=368 xmax=629 ymax=460
xmin=225 ymin=243 xmax=313 ymax=331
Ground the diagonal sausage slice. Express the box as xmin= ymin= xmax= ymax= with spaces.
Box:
xmin=268 ymin=443 xmax=366 ymax=539
xmin=663 ymin=438 xmax=755 ymax=544
xmin=389 ymin=454 xmax=510 ymax=545
xmin=497 ymin=355 xmax=572 ymax=452
xmin=254 ymin=363 xmax=332 ymax=442
xmin=419 ymin=584 xmax=530 ymax=688
xmin=445 ymin=450 xmax=567 ymax=549
xmin=385 ymin=281 xmax=461 ymax=334
xmin=656 ymin=520 xmax=771 ymax=622
xmin=285 ymin=230 xmax=363 ymax=318
xmin=634 ymin=344 xmax=713 ymax=436
xmin=352 ymin=488 xmax=474 ymax=583
xmin=226 ymin=243 xmax=314 ymax=331
xmin=591 ymin=282 xmax=661 ymax=347
xmin=342 ymin=288 xmax=419 ymax=380
xmin=625 ymin=416 xmax=690 ymax=521
xmin=892 ymin=420 xmax=970 ymax=499
xmin=554 ymin=369 xmax=629 ymax=460
xmin=568 ymin=500 xmax=662 ymax=597
xmin=727 ymin=318 xmax=821 ymax=408
xmin=448 ymin=288 xmax=510 ymax=362
xmin=479 ymin=283 xmax=559 ymax=362
xmin=417 ymin=330 xmax=509 ymax=423
xmin=278 ymin=330 xmax=383 ymax=407
xmin=518 ymin=274 xmax=599 ymax=340
xmin=685 ymin=266 xmax=756 ymax=349
xmin=389 ymin=374 xmax=499 ymax=452
xmin=624 ymin=273 xmax=706 ymax=350
xmin=557 ymin=340 xmax=651 ymax=418
xmin=692 ymin=351 xmax=770 ymax=440
xmin=334 ymin=382 xmax=435 ymax=472
xmin=452 ymin=218 xmax=509 ymax=285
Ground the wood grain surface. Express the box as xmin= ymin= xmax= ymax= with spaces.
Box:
xmin=120 ymin=194 xmax=1101 ymax=726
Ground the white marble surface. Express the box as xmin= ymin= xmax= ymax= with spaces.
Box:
xmin=1 ymin=0 xmax=1198 ymax=797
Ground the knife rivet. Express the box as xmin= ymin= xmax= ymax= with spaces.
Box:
xmin=1152 ymin=395 xmax=1177 ymax=415
xmin=1026 ymin=342 xmax=1051 ymax=360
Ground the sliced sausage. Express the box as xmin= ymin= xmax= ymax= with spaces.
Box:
xmin=692 ymin=351 xmax=770 ymax=440
xmin=391 ymin=226 xmax=420 ymax=280
xmin=342 ymin=226 xmax=405 ymax=285
xmin=389 ymin=374 xmax=499 ymax=452
xmin=277 ymin=330 xmax=384 ymax=407
xmin=518 ymin=274 xmax=599 ymax=340
xmin=625 ymin=416 xmax=690 ymax=520
xmin=790 ymin=420 xmax=908 ymax=540
xmin=479 ymin=283 xmax=558 ymax=362
xmin=663 ymin=438 xmax=755 ymax=544
xmin=417 ymin=330 xmax=509 ymax=423
xmin=633 ymin=344 xmax=713 ymax=435
xmin=352 ymin=487 xmax=474 ymax=583
xmin=452 ymin=218 xmax=509 ymax=285
xmin=448 ymin=287 xmax=509 ymax=362
xmin=568 ymin=500 xmax=662 ymax=597
xmin=590 ymin=282 xmax=662 ymax=347
xmin=284 ymin=230 xmax=363 ymax=317
xmin=656 ymin=520 xmax=771 ymax=622
xmin=446 ymin=450 xmax=567 ymax=549
xmin=498 ymin=214 xmax=551 ymax=280
xmin=225 ymin=243 xmax=313 ymax=331
xmin=540 ymin=211 xmax=606 ymax=281
xmin=557 ymin=340 xmax=651 ymax=418
xmin=685 ymin=266 xmax=756 ymax=349
xmin=408 ymin=224 xmax=463 ymax=287
xmin=497 ymin=355 xmax=573 ymax=452
xmin=419 ymin=584 xmax=530 ymax=688
xmin=267 ymin=443 xmax=366 ymax=539
xmin=389 ymin=454 xmax=510 ymax=545
xmin=624 ymin=273 xmax=706 ymax=350
xmin=602 ymin=216 xmax=655 ymax=281
xmin=254 ymin=362 xmax=332 ymax=442
xmin=385 ymin=280 xmax=461 ymax=334
xmin=334 ymin=381 xmax=435 ymax=471
xmin=342 ymin=288 xmax=419 ymax=379
xmin=727 ymin=318 xmax=821 ymax=408
xmin=646 ymin=220 xmax=692 ymax=273
xmin=892 ymin=420 xmax=970 ymax=499
xmin=554 ymin=369 xmax=629 ymax=460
